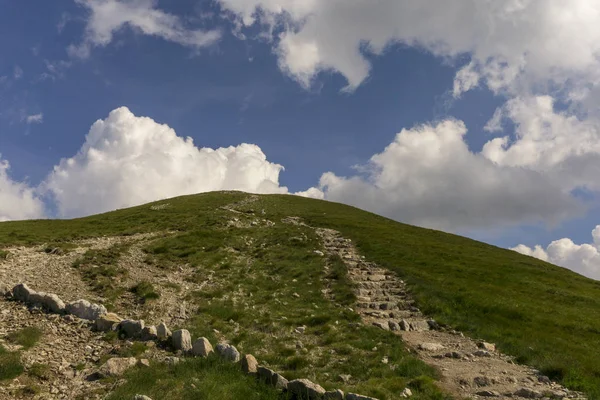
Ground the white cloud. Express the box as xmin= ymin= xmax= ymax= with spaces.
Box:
xmin=0 ymin=157 xmax=44 ymax=222
xmin=13 ymin=66 xmax=23 ymax=80
xmin=512 ymin=226 xmax=600 ymax=280
xmin=42 ymin=107 xmax=288 ymax=218
xmin=302 ymin=119 xmax=580 ymax=231
xmin=69 ymin=0 xmax=221 ymax=59
xmin=218 ymin=0 xmax=600 ymax=94
xmin=25 ymin=113 xmax=44 ymax=124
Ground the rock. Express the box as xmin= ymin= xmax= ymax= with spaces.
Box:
xmin=477 ymin=391 xmax=501 ymax=397
xmin=241 ymin=354 xmax=258 ymax=374
xmin=538 ymin=375 xmax=551 ymax=384
xmin=324 ymin=389 xmax=345 ymax=399
xmin=514 ymin=388 xmax=543 ymax=399
xmin=141 ymin=326 xmax=158 ymax=341
xmin=474 ymin=376 xmax=491 ymax=387
xmin=401 ymin=388 xmax=413 ymax=398
xmin=472 ymin=350 xmax=492 ymax=357
xmin=478 ymin=342 xmax=496 ymax=352
xmin=272 ymin=373 xmax=289 ymax=390
xmin=41 ymin=293 xmax=66 ymax=313
xmin=98 ymin=357 xmax=137 ymax=377
xmin=119 ymin=320 xmax=145 ymax=339
xmin=409 ymin=320 xmax=430 ymax=332
xmin=388 ymin=321 xmax=400 ymax=331
xmin=137 ymin=359 xmax=151 ymax=368
xmin=172 ymin=329 xmax=192 ymax=352
xmin=157 ymin=322 xmax=171 ymax=340
xmin=399 ymin=319 xmax=410 ymax=331
xmin=258 ymin=367 xmax=289 ymax=390
xmin=163 ymin=357 xmax=180 ymax=365
xmin=338 ymin=374 xmax=352 ymax=383
xmin=133 ymin=395 xmax=153 ymax=400
xmin=372 ymin=321 xmax=389 ymax=331
xmin=444 ymin=351 xmax=463 ymax=359
xmin=287 ymin=379 xmax=326 ymax=399
xmin=0 ymin=283 xmax=11 ymax=297
xmin=427 ymin=320 xmax=440 ymax=330
xmin=96 ymin=313 xmax=122 ymax=332
xmin=418 ymin=343 xmax=444 ymax=351
xmin=192 ymin=337 xmax=214 ymax=357
xmin=215 ymin=343 xmax=240 ymax=362
xmin=347 ymin=394 xmax=380 ymax=400
xmin=295 ymin=326 xmax=307 ymax=334
xmin=66 ymin=299 xmax=107 ymax=321
xmin=12 ymin=283 xmax=35 ymax=302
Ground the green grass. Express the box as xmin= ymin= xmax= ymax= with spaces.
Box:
xmin=1 ymin=191 xmax=600 ymax=398
xmin=106 ymin=356 xmax=284 ymax=400
xmin=0 ymin=250 xmax=9 ymax=260
xmin=28 ymin=363 xmax=51 ymax=380
xmin=7 ymin=327 xmax=43 ymax=350
xmin=130 ymin=281 xmax=161 ymax=303
xmin=0 ymin=345 xmax=23 ymax=381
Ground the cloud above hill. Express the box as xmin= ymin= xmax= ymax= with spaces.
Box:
xmin=0 ymin=158 xmax=44 ymax=222
xmin=513 ymin=226 xmax=600 ymax=280
xmin=42 ymin=107 xmax=287 ymax=218
xmin=300 ymin=119 xmax=580 ymax=231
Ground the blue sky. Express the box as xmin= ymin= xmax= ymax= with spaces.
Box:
xmin=2 ymin=0 xmax=600 ymax=279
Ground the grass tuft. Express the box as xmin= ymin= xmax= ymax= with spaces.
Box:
xmin=7 ymin=327 xmax=43 ymax=350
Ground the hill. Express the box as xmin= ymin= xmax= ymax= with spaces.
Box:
xmin=0 ymin=192 xmax=599 ymax=400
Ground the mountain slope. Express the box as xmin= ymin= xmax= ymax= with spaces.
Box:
xmin=1 ymin=192 xmax=599 ymax=399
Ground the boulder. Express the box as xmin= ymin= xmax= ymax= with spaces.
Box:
xmin=409 ymin=320 xmax=430 ymax=332
xmin=401 ymin=388 xmax=412 ymax=398
xmin=157 ymin=322 xmax=171 ymax=340
xmin=399 ymin=319 xmax=410 ymax=331
xmin=98 ymin=357 xmax=137 ymax=377
xmin=137 ymin=359 xmax=151 ymax=368
xmin=141 ymin=326 xmax=158 ymax=341
xmin=388 ymin=321 xmax=400 ymax=331
xmin=472 ymin=350 xmax=492 ymax=357
xmin=96 ymin=313 xmax=122 ymax=332
xmin=287 ymin=379 xmax=326 ymax=399
xmin=191 ymin=337 xmax=213 ymax=357
xmin=12 ymin=283 xmax=35 ymax=302
xmin=119 ymin=320 xmax=145 ymax=338
xmin=163 ymin=356 xmax=180 ymax=365
xmin=474 ymin=376 xmax=491 ymax=387
xmin=66 ymin=299 xmax=107 ymax=321
xmin=324 ymin=389 xmax=345 ymax=399
xmin=257 ymin=366 xmax=288 ymax=389
xmin=41 ymin=293 xmax=66 ymax=313
xmin=372 ymin=321 xmax=389 ymax=331
xmin=477 ymin=391 xmax=501 ymax=397
xmin=172 ymin=329 xmax=192 ymax=352
xmin=215 ymin=343 xmax=241 ymax=362
xmin=478 ymin=342 xmax=496 ymax=352
xmin=241 ymin=354 xmax=258 ymax=374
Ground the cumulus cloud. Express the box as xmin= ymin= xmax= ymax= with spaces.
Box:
xmin=43 ymin=107 xmax=288 ymax=218
xmin=218 ymin=0 xmax=600 ymax=94
xmin=69 ymin=0 xmax=221 ymax=59
xmin=0 ymin=157 xmax=44 ymax=222
xmin=301 ymin=119 xmax=579 ymax=231
xmin=512 ymin=226 xmax=600 ymax=280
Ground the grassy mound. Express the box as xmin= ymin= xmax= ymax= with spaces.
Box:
xmin=1 ymin=191 xmax=600 ymax=398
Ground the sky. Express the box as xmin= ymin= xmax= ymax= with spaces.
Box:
xmin=2 ymin=0 xmax=600 ymax=280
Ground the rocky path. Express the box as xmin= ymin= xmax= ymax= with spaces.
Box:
xmin=316 ymin=228 xmax=584 ymax=400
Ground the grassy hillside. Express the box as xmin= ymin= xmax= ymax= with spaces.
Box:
xmin=2 ymin=192 xmax=600 ymax=399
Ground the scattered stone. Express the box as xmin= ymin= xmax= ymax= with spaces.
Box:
xmin=373 ymin=321 xmax=389 ymax=331
xmin=538 ymin=375 xmax=551 ymax=384
xmin=418 ymin=343 xmax=444 ymax=351
xmin=444 ymin=351 xmax=463 ymax=359
xmin=12 ymin=283 xmax=35 ymax=302
xmin=140 ymin=326 xmax=158 ymax=341
xmin=192 ymin=337 xmax=214 ymax=357
xmin=514 ymin=388 xmax=543 ymax=399
xmin=324 ymin=389 xmax=345 ymax=400
xmin=157 ymin=322 xmax=171 ymax=340
xmin=287 ymin=379 xmax=326 ymax=399
xmin=427 ymin=320 xmax=440 ymax=330
xmin=133 ymin=396 xmax=153 ymax=400
xmin=241 ymin=354 xmax=258 ymax=374
xmin=388 ymin=321 xmax=400 ymax=331
xmin=216 ymin=343 xmax=241 ymax=362
xmin=347 ymin=393 xmax=380 ymax=400
xmin=66 ymin=299 xmax=107 ymax=321
xmin=399 ymin=319 xmax=410 ymax=331
xmin=119 ymin=319 xmax=145 ymax=339
xmin=477 ymin=391 xmax=501 ymax=397
xmin=295 ymin=326 xmax=307 ymax=334
xmin=401 ymin=388 xmax=413 ymax=398
xmin=478 ymin=342 xmax=496 ymax=352
xmin=96 ymin=313 xmax=122 ymax=332
xmin=472 ymin=350 xmax=492 ymax=357
xmin=474 ymin=376 xmax=491 ymax=387
xmin=163 ymin=357 xmax=180 ymax=365
xmin=98 ymin=357 xmax=137 ymax=377
xmin=137 ymin=359 xmax=151 ymax=368
xmin=338 ymin=374 xmax=352 ymax=383
xmin=0 ymin=283 xmax=11 ymax=297
xmin=172 ymin=329 xmax=192 ymax=352
xmin=409 ymin=320 xmax=430 ymax=332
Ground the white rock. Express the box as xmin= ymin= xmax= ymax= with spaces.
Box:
xmin=66 ymin=299 xmax=107 ymax=321
xmin=157 ymin=322 xmax=171 ymax=340
xmin=418 ymin=343 xmax=444 ymax=351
